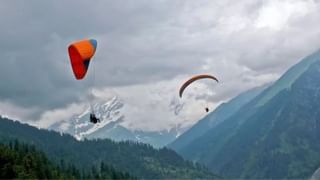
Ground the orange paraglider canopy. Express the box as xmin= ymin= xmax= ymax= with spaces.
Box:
xmin=68 ymin=39 xmax=97 ymax=80
xmin=179 ymin=74 xmax=219 ymax=98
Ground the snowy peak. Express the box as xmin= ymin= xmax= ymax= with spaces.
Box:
xmin=74 ymin=97 xmax=125 ymax=140
xmin=91 ymin=96 xmax=124 ymax=122
xmin=49 ymin=96 xmax=125 ymax=140
xmin=49 ymin=96 xmax=181 ymax=147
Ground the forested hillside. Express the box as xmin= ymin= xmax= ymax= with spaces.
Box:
xmin=0 ymin=117 xmax=218 ymax=179
xmin=0 ymin=140 xmax=132 ymax=179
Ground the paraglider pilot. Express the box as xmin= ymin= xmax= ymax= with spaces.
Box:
xmin=179 ymin=74 xmax=218 ymax=114
xmin=90 ymin=113 xmax=100 ymax=124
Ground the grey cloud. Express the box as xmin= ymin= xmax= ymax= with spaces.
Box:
xmin=1 ymin=0 xmax=320 ymax=127
xmin=0 ymin=0 xmax=180 ymax=110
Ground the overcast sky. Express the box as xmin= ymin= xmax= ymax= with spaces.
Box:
xmin=0 ymin=0 xmax=320 ymax=131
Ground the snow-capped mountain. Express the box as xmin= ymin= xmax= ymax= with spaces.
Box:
xmin=49 ymin=97 xmax=181 ymax=147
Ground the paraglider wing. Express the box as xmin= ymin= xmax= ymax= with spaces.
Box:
xmin=68 ymin=39 xmax=97 ymax=80
xmin=179 ymin=74 xmax=219 ymax=98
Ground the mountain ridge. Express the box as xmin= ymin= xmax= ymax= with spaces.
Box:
xmin=171 ymin=50 xmax=320 ymax=179
xmin=169 ymin=85 xmax=267 ymax=152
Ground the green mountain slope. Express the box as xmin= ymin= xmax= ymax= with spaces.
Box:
xmin=0 ymin=117 xmax=218 ymax=179
xmin=0 ymin=141 xmax=132 ymax=179
xmin=169 ymin=85 xmax=266 ymax=152
xmin=173 ymin=50 xmax=320 ymax=179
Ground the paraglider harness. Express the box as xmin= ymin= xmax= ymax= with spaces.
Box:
xmin=90 ymin=113 xmax=100 ymax=124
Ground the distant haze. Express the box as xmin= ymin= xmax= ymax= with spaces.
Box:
xmin=0 ymin=0 xmax=320 ymax=131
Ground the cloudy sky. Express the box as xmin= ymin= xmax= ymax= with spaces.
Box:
xmin=0 ymin=0 xmax=320 ymax=132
